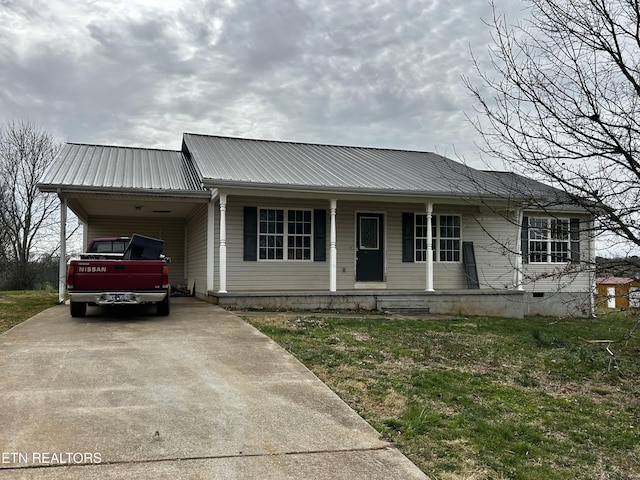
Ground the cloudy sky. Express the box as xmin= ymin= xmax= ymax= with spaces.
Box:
xmin=0 ymin=0 xmax=526 ymax=168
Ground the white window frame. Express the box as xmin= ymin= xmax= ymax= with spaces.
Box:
xmin=528 ymin=217 xmax=570 ymax=264
xmin=258 ymin=207 xmax=313 ymax=262
xmin=415 ymin=214 xmax=462 ymax=263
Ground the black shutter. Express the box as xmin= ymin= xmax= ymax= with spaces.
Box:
xmin=243 ymin=206 xmax=257 ymax=261
xmin=570 ymin=218 xmax=580 ymax=263
xmin=402 ymin=213 xmax=414 ymax=263
xmin=314 ymin=209 xmax=326 ymax=262
xmin=462 ymin=242 xmax=480 ymax=289
xmin=521 ymin=216 xmax=529 ymax=264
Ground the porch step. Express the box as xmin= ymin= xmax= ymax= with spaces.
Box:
xmin=376 ymin=296 xmax=430 ymax=315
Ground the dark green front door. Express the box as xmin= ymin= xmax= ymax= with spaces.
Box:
xmin=356 ymin=213 xmax=384 ymax=282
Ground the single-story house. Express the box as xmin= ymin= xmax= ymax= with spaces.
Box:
xmin=38 ymin=133 xmax=596 ymax=318
xmin=595 ymin=277 xmax=640 ymax=309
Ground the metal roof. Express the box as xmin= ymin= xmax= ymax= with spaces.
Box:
xmin=182 ymin=133 xmax=551 ymax=198
xmin=39 ymin=135 xmax=581 ymax=209
xmin=39 ymin=143 xmax=205 ymax=194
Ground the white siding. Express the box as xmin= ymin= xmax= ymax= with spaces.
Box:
xmin=186 ymin=204 xmax=209 ymax=298
xmin=87 ymin=216 xmax=186 ymax=286
xmin=521 ymin=214 xmax=593 ymax=293
xmin=222 ymin=196 xmax=331 ymax=291
xmin=88 ymin=200 xmax=593 ymax=297
xmin=220 ymin=197 xmax=483 ymax=292
xmin=463 ymin=209 xmax=520 ymax=290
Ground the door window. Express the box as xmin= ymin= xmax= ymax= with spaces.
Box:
xmin=359 ymin=216 xmax=379 ymax=250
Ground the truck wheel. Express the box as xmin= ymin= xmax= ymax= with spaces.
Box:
xmin=70 ymin=301 xmax=87 ymax=318
xmin=157 ymin=293 xmax=170 ymax=316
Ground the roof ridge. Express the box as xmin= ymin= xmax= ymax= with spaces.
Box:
xmin=67 ymin=142 xmax=181 ymax=153
xmin=182 ymin=132 xmax=439 ymax=156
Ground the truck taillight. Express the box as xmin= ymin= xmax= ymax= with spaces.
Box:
xmin=162 ymin=264 xmax=169 ymax=289
xmin=67 ymin=264 xmax=74 ymax=289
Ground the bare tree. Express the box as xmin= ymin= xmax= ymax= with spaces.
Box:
xmin=465 ymin=0 xmax=640 ymax=255
xmin=0 ymin=120 xmax=61 ymax=289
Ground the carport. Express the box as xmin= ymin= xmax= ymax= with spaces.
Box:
xmin=38 ymin=144 xmax=211 ymax=301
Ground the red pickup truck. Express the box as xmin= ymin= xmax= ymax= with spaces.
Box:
xmin=67 ymin=234 xmax=170 ymax=317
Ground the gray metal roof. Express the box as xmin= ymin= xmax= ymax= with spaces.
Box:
xmin=39 ymin=135 xmax=580 ymax=209
xmin=39 ymin=143 xmax=205 ymax=193
xmin=182 ymin=133 xmax=535 ymax=197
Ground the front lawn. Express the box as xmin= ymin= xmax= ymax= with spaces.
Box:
xmin=245 ymin=312 xmax=640 ymax=480
xmin=0 ymin=290 xmax=59 ymax=334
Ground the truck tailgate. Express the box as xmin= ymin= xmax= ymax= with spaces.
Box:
xmin=71 ymin=260 xmax=166 ymax=291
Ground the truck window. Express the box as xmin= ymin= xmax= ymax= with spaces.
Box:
xmin=90 ymin=240 xmax=128 ymax=253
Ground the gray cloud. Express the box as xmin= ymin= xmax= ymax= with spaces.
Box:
xmin=0 ymin=0 xmax=527 ymax=164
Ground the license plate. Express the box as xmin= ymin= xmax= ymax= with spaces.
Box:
xmin=108 ymin=294 xmax=128 ymax=302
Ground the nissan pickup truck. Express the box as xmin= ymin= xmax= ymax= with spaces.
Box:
xmin=67 ymin=234 xmax=170 ymax=317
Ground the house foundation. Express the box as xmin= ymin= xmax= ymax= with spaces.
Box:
xmin=207 ymin=290 xmax=592 ymax=318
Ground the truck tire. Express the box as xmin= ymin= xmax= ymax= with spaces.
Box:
xmin=157 ymin=292 xmax=170 ymax=316
xmin=70 ymin=301 xmax=87 ymax=318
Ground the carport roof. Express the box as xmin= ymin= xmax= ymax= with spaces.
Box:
xmin=39 ymin=143 xmax=206 ymax=194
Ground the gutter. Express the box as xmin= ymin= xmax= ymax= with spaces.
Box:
xmin=37 ymin=184 xmax=212 ymax=199
xmin=200 ymin=179 xmax=516 ymax=200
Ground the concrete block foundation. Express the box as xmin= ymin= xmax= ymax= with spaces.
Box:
xmin=208 ymin=290 xmax=592 ymax=318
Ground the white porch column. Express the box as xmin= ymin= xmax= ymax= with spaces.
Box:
xmin=58 ymin=195 xmax=67 ymax=303
xmin=329 ymin=199 xmax=337 ymax=292
xmin=514 ymin=208 xmax=524 ymax=291
xmin=206 ymin=200 xmax=215 ymax=292
xmin=219 ymin=193 xmax=228 ymax=293
xmin=426 ymin=202 xmax=434 ymax=292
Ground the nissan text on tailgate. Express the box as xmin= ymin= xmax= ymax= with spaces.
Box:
xmin=67 ymin=234 xmax=170 ymax=317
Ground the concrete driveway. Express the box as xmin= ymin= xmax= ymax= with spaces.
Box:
xmin=0 ymin=298 xmax=428 ymax=479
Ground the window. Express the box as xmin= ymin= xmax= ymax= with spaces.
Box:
xmin=414 ymin=214 xmax=461 ymax=262
xmin=415 ymin=214 xmax=432 ymax=262
xmin=258 ymin=208 xmax=312 ymax=261
xmin=528 ymin=217 xmax=570 ymax=263
xmin=287 ymin=210 xmax=312 ymax=260
xmin=259 ymin=209 xmax=284 ymax=260
xmin=89 ymin=239 xmax=128 ymax=254
xmin=439 ymin=215 xmax=461 ymax=262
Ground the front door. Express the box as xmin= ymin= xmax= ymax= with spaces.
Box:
xmin=356 ymin=213 xmax=384 ymax=282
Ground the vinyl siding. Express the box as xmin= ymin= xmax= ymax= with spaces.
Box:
xmin=87 ymin=201 xmax=593 ymax=296
xmin=221 ymin=196 xmax=331 ymax=291
xmin=463 ymin=209 xmax=520 ymax=290
xmin=86 ymin=216 xmax=186 ymax=286
xmin=219 ymin=197 xmax=483 ymax=292
xmin=521 ymin=215 xmax=593 ymax=293
xmin=186 ymin=204 xmax=209 ymax=298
